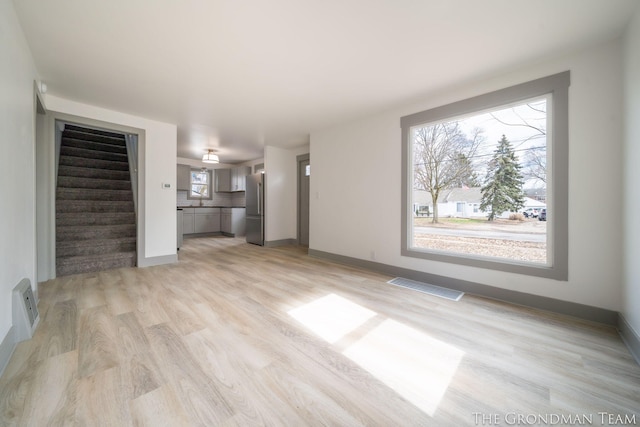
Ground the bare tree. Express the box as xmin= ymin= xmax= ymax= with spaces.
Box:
xmin=525 ymin=148 xmax=546 ymax=184
xmin=489 ymin=103 xmax=546 ymax=136
xmin=490 ymin=102 xmax=547 ymax=184
xmin=413 ymin=122 xmax=483 ymax=223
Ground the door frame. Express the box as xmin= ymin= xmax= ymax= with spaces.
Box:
xmin=42 ymin=112 xmax=146 ymax=278
xmin=296 ymin=153 xmax=310 ymax=247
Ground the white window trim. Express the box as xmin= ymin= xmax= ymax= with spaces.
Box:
xmin=187 ymin=169 xmax=212 ymax=200
xmin=400 ymin=71 xmax=570 ymax=280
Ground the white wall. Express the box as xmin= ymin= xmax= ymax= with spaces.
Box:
xmin=239 ymin=157 xmax=265 ymax=174
xmin=0 ymin=0 xmax=38 ymax=342
xmin=264 ymin=145 xmax=309 ymax=242
xmin=45 ymin=95 xmax=178 ymax=262
xmin=623 ymin=7 xmax=640 ymax=336
xmin=311 ymin=39 xmax=624 ymax=311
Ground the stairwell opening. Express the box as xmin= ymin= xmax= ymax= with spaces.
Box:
xmin=55 ymin=122 xmax=138 ymax=276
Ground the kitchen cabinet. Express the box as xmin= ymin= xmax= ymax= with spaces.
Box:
xmin=221 ymin=208 xmax=246 ymax=236
xmin=215 ymin=169 xmax=231 ymax=192
xmin=215 ymin=167 xmax=250 ymax=192
xmin=221 ymin=211 xmax=231 ymax=235
xmin=194 ymin=207 xmax=221 ymax=233
xmin=177 ymin=164 xmax=191 ymax=191
xmin=182 ymin=208 xmax=195 ymax=234
xmin=231 ymin=166 xmax=251 ymax=192
xmin=182 ymin=207 xmax=220 ymax=234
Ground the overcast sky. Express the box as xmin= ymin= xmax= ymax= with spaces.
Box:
xmin=458 ymin=96 xmax=548 ymax=189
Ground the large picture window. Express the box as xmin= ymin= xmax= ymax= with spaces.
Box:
xmin=401 ymin=72 xmax=569 ymax=280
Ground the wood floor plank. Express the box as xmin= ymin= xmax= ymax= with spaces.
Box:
xmin=124 ymin=274 xmax=171 ymax=328
xmin=1 ymin=236 xmax=639 ymax=426
xmin=258 ymin=362 xmax=367 ymax=427
xmin=18 ymin=350 xmax=77 ymax=427
xmin=101 ymin=271 xmax=135 ymax=316
xmin=112 ymin=312 xmax=164 ymax=400
xmin=36 ymin=299 xmax=77 ymax=361
xmin=184 ymin=328 xmax=292 ymax=426
xmin=114 ymin=312 xmax=151 ymax=357
xmin=145 ymin=323 xmax=235 ymax=425
xmin=159 ymin=296 xmax=206 ymax=336
xmin=77 ymin=305 xmax=119 ymax=379
xmin=76 ymin=275 xmax=107 ymax=310
xmin=76 ymin=366 xmax=130 ymax=426
xmin=129 ymin=385 xmax=191 ymax=427
xmin=120 ymin=351 xmax=163 ymax=401
xmin=0 ymin=350 xmax=40 ymax=425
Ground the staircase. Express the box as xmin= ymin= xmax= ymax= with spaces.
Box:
xmin=56 ymin=124 xmax=136 ymax=276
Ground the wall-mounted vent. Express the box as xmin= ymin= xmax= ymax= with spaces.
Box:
xmin=12 ymin=278 xmax=39 ymax=342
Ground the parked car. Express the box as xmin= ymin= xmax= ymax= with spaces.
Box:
xmin=538 ymin=208 xmax=547 ymax=221
xmin=523 ymin=208 xmax=539 ymax=218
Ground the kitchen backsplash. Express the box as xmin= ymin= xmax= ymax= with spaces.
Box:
xmin=177 ymin=190 xmax=246 ymax=207
xmin=231 ymin=192 xmax=246 ymax=207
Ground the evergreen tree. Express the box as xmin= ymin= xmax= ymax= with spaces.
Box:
xmin=480 ymin=135 xmax=525 ymax=221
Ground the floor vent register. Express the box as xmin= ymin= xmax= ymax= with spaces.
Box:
xmin=387 ymin=277 xmax=464 ymax=301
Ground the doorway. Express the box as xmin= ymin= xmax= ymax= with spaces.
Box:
xmin=297 ymin=154 xmax=310 ymax=247
xmin=39 ymin=111 xmax=145 ymax=278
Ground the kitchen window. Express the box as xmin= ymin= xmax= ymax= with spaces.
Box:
xmin=401 ymin=72 xmax=569 ymax=280
xmin=188 ymin=169 xmax=212 ymax=200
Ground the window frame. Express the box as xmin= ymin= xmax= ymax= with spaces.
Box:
xmin=401 ymin=71 xmax=569 ymax=280
xmin=187 ymin=168 xmax=213 ymax=200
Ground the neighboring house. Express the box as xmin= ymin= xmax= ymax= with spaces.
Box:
xmin=440 ymin=187 xmax=485 ymax=218
xmin=413 ymin=187 xmax=546 ymax=219
xmin=525 ymin=187 xmax=547 ymax=203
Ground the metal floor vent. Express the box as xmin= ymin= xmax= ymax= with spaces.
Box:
xmin=388 ymin=277 xmax=464 ymax=301
xmin=13 ymin=278 xmax=40 ymax=342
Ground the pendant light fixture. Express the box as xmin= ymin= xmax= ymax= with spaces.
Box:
xmin=202 ymin=149 xmax=219 ymax=164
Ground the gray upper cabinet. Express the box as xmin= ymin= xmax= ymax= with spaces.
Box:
xmin=216 ymin=166 xmax=250 ymax=192
xmin=215 ymin=169 xmax=232 ymax=192
xmin=177 ymin=164 xmax=191 ymax=191
xmin=231 ymin=166 xmax=251 ymax=192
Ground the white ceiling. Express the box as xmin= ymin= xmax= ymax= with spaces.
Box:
xmin=13 ymin=0 xmax=638 ymax=163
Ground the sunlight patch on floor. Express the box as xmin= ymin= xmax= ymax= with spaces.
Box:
xmin=288 ymin=294 xmax=464 ymax=416
xmin=343 ymin=319 xmax=464 ymax=416
xmin=288 ymin=294 xmax=376 ymax=343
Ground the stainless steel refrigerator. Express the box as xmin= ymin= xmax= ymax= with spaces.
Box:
xmin=245 ymin=173 xmax=264 ymax=245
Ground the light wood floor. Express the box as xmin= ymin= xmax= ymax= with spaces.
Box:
xmin=1 ymin=237 xmax=639 ymax=426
